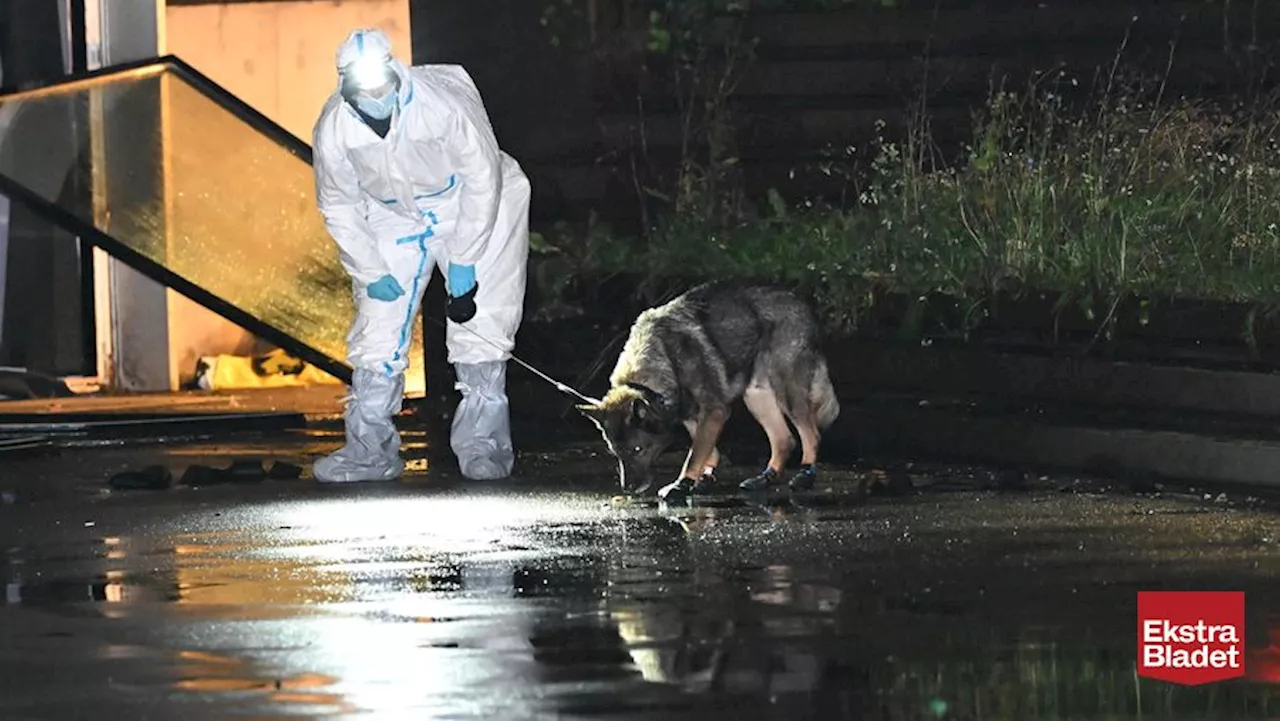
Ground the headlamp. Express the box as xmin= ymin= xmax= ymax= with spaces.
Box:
xmin=346 ymin=55 xmax=393 ymax=91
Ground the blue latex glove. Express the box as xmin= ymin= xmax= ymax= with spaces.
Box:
xmin=447 ymin=263 xmax=476 ymax=297
xmin=366 ymin=274 xmax=405 ymax=302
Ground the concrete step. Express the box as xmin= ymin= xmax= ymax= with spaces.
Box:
xmin=826 ymin=392 xmax=1280 ymax=492
xmin=831 ymin=341 xmax=1280 ymax=419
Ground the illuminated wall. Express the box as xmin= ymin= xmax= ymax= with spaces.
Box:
xmin=164 ymin=1 xmax=411 ymax=142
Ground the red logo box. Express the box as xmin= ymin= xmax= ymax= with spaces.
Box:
xmin=1137 ymin=591 xmax=1246 ymax=685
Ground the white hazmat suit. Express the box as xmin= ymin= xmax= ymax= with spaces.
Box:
xmin=310 ymin=29 xmax=530 ymax=483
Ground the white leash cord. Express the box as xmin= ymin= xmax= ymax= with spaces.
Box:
xmin=425 ymin=314 xmax=601 ymax=406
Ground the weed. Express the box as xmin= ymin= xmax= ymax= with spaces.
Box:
xmin=535 ymin=57 xmax=1280 ymax=338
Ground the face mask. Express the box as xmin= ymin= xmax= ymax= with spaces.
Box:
xmin=355 ymin=89 xmax=396 ymax=120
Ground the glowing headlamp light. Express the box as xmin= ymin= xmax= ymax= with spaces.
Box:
xmin=346 ymin=55 xmax=392 ymax=91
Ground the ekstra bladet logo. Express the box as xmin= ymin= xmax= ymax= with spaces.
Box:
xmin=1137 ymin=591 xmax=1245 ymax=686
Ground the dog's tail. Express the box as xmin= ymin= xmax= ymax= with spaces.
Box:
xmin=810 ymin=356 xmax=841 ymax=429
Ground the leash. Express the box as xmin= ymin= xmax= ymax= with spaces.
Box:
xmin=422 ymin=313 xmax=601 ymax=406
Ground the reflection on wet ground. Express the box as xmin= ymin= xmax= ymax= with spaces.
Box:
xmin=5 ymin=436 xmax=1280 ymax=719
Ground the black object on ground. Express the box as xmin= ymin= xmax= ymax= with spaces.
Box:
xmin=226 ymin=460 xmax=266 ymax=483
xmin=180 ymin=465 xmax=229 ymax=486
xmin=107 ymin=465 xmax=173 ymax=490
xmin=178 ymin=460 xmax=303 ymax=486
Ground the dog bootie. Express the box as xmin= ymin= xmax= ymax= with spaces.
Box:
xmin=789 ymin=463 xmax=817 ymax=491
xmin=739 ymin=466 xmax=779 ymax=491
xmin=657 ymin=477 xmax=694 ymax=501
xmin=693 ymin=470 xmax=716 ymax=494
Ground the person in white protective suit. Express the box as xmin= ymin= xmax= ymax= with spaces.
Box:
xmin=309 ymin=28 xmax=531 ymax=483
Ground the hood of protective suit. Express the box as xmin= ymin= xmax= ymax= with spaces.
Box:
xmin=314 ymin=26 xmax=529 ymax=299
xmin=334 ymin=29 xmax=415 ymax=117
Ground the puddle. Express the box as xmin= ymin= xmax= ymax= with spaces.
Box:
xmin=171 ymin=650 xmax=352 ymax=714
xmin=3 ymin=480 xmax=1280 ymax=718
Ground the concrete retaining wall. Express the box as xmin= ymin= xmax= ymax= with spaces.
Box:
xmin=506 ymin=314 xmax=1280 ymax=490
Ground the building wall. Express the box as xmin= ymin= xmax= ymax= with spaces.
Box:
xmin=165 ymin=0 xmax=411 ymax=141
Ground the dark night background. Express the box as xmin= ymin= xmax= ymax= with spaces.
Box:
xmin=409 ymin=0 xmax=1277 ymax=231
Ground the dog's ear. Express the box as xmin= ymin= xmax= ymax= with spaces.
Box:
xmin=631 ymin=396 xmax=667 ymax=429
xmin=625 ymin=383 xmax=674 ymax=429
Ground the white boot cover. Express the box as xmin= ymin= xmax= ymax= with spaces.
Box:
xmin=314 ymin=368 xmax=406 ymax=483
xmin=450 ymin=361 xmax=514 ymax=480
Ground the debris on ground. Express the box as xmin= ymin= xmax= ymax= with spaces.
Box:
xmin=180 ymin=465 xmax=226 ymax=486
xmin=109 ymin=460 xmax=305 ymax=489
xmin=226 ymin=460 xmax=266 ymax=482
xmin=107 ymin=465 xmax=173 ymax=490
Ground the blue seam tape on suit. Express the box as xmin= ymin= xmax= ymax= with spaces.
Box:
xmin=384 ymin=213 xmax=440 ymax=376
xmin=379 ymin=175 xmax=457 ymax=206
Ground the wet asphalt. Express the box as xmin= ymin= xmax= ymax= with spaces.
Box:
xmin=5 ymin=424 xmax=1280 ymax=720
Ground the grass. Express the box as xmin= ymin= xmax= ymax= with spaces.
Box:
xmin=533 ymin=61 xmax=1280 ymax=338
xmin=872 ymin=636 xmax=1280 ymax=720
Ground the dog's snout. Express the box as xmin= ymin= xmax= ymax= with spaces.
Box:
xmin=624 ymin=478 xmax=653 ymax=495
xmin=620 ymin=463 xmax=654 ymax=495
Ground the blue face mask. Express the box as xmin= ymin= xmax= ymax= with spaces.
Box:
xmin=355 ymin=89 xmax=396 ymax=120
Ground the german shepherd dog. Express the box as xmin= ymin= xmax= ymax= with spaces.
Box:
xmin=576 ymin=283 xmax=841 ymax=500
